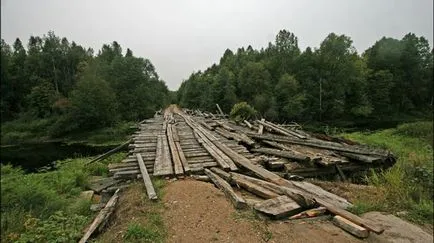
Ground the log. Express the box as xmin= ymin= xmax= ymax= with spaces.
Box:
xmin=254 ymin=195 xmax=303 ymax=219
xmin=204 ymin=169 xmax=247 ymax=209
xmin=79 ymin=189 xmax=120 ymax=243
xmin=216 ymin=103 xmax=224 ymax=115
xmin=244 ymin=120 xmax=253 ymax=129
xmin=199 ymin=120 xmax=214 ymax=131
xmin=86 ymin=139 xmax=131 ymax=165
xmin=263 ymin=120 xmax=307 ymax=139
xmin=136 ymin=154 xmax=157 ymax=200
xmin=315 ymin=198 xmax=384 ymax=234
xmin=289 ymin=207 xmax=327 ymax=219
xmin=251 ymin=147 xmax=310 ymax=162
xmin=231 ymin=173 xmax=280 ymax=199
xmin=210 ymin=167 xmax=231 ymax=181
xmin=333 ymin=215 xmax=370 ymax=238
xmin=248 ymin=133 xmax=392 ymax=157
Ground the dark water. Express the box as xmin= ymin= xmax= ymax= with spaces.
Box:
xmin=0 ymin=142 xmax=118 ymax=172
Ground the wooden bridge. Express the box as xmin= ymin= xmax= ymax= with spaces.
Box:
xmin=82 ymin=105 xmax=396 ymax=241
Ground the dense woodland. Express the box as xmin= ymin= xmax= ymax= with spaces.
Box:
xmin=1 ymin=31 xmax=169 ymax=136
xmin=177 ymin=30 xmax=433 ymax=123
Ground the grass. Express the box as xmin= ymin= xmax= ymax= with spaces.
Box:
xmin=342 ymin=121 xmax=433 ymax=225
xmin=0 ymin=152 xmax=125 ymax=242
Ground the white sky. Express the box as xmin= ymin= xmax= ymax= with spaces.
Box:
xmin=1 ymin=0 xmax=433 ymax=90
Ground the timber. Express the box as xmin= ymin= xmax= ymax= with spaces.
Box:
xmin=254 ymin=195 xmax=303 ymax=219
xmin=86 ymin=139 xmax=131 ymax=165
xmin=204 ymin=169 xmax=247 ymax=209
xmin=333 ymin=215 xmax=370 ymax=238
xmin=79 ymin=189 xmax=120 ymax=243
xmin=251 ymin=147 xmax=310 ymax=162
xmin=136 ymin=154 xmax=157 ymax=200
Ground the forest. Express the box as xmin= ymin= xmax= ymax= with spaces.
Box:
xmin=1 ymin=31 xmax=170 ymax=141
xmin=177 ymin=30 xmax=433 ymax=124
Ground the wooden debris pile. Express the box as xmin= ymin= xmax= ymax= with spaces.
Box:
xmin=190 ymin=108 xmax=396 ymax=180
xmin=81 ymin=105 xmax=393 ymax=240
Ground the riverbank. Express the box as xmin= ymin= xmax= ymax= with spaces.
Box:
xmin=1 ymin=116 xmax=136 ymax=146
xmin=0 ymin=152 xmax=126 ymax=242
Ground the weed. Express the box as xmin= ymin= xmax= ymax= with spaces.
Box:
xmin=124 ymin=222 xmax=164 ymax=243
xmin=342 ymin=121 xmax=433 ymax=224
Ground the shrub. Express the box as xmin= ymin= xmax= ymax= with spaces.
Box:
xmin=229 ymin=102 xmax=257 ymax=122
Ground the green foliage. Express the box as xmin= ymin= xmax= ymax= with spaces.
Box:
xmin=176 ymin=29 xmax=432 ymax=123
xmin=17 ymin=211 xmax=88 ymax=243
xmin=0 ymin=157 xmax=93 ymax=240
xmin=342 ymin=121 xmax=433 ymax=224
xmin=229 ymin=102 xmax=258 ymax=122
xmin=1 ymin=32 xmax=169 ymax=142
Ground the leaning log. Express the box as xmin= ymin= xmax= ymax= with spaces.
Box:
xmin=136 ymin=154 xmax=157 ymax=200
xmin=79 ymin=189 xmax=120 ymax=243
xmin=86 ymin=139 xmax=131 ymax=165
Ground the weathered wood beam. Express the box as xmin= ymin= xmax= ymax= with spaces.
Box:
xmin=204 ymin=169 xmax=247 ymax=209
xmin=136 ymin=154 xmax=157 ymax=200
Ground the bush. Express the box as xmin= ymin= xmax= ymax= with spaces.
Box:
xmin=229 ymin=102 xmax=257 ymax=122
xmin=0 ymin=158 xmax=92 ymax=240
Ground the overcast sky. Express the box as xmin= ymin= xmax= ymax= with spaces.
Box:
xmin=1 ymin=0 xmax=433 ymax=90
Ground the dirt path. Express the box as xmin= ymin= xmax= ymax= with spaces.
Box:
xmin=162 ymin=179 xmax=364 ymax=243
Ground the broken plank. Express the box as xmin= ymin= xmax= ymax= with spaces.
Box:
xmin=333 ymin=215 xmax=370 ymax=238
xmin=254 ymin=195 xmax=303 ymax=219
xmin=204 ymin=169 xmax=247 ymax=209
xmin=258 ymin=118 xmax=265 ymax=134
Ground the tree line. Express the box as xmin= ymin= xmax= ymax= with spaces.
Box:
xmin=1 ymin=31 xmax=169 ymax=136
xmin=177 ymin=30 xmax=433 ymax=123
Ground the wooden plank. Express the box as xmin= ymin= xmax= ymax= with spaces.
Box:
xmin=254 ymin=195 xmax=303 ymax=219
xmin=251 ymin=147 xmax=310 ymax=162
xmin=316 ymin=198 xmax=384 ymax=234
xmin=231 ymin=173 xmax=280 ymax=199
xmin=244 ymin=120 xmax=253 ymax=129
xmin=79 ymin=189 xmax=120 ymax=243
xmin=258 ymin=118 xmax=265 ymax=134
xmin=175 ymin=141 xmax=190 ymax=173
xmin=216 ymin=103 xmax=224 ymax=115
xmin=153 ymin=134 xmax=174 ymax=176
xmin=136 ymin=154 xmax=157 ymax=200
xmin=171 ymin=124 xmax=180 ymax=142
xmin=333 ymin=215 xmax=370 ymax=238
xmin=87 ymin=177 xmax=119 ymax=193
xmin=204 ymin=169 xmax=247 ymax=209
xmin=248 ymin=133 xmax=391 ymax=157
xmin=167 ymin=124 xmax=184 ymax=175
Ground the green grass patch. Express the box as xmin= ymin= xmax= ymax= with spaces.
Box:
xmin=0 ymin=155 xmax=107 ymax=242
xmin=342 ymin=121 xmax=433 ymax=224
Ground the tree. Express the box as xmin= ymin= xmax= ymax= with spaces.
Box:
xmin=69 ymin=63 xmax=118 ymax=128
xmin=275 ymin=74 xmax=306 ymax=120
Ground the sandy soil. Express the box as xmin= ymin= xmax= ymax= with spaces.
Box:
xmin=162 ymin=179 xmax=365 ymax=243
